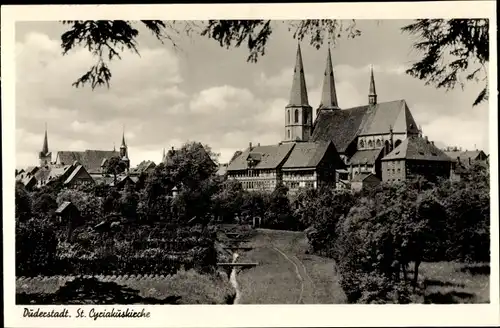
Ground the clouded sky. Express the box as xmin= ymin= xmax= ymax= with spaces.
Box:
xmin=15 ymin=20 xmax=490 ymax=168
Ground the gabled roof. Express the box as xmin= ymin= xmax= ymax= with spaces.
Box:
xmin=134 ymin=160 xmax=156 ymax=173
xmin=227 ymin=143 xmax=295 ymax=171
xmin=382 ymin=136 xmax=451 ymax=162
xmin=444 ymin=150 xmax=488 ymax=163
xmin=55 ymin=150 xmax=120 ymax=173
xmin=312 ymin=99 xmax=420 ymax=153
xmin=282 ymin=141 xmax=344 ymax=169
xmin=34 ymin=164 xmax=75 ymax=185
xmin=358 ymin=100 xmax=419 ymax=136
xmin=347 ymin=148 xmax=384 ymax=166
xmin=64 ymin=165 xmax=92 ymax=185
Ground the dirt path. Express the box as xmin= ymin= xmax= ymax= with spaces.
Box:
xmin=236 ymin=228 xmax=347 ymax=304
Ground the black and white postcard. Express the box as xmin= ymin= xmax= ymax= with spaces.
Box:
xmin=2 ymin=2 xmax=499 ymax=327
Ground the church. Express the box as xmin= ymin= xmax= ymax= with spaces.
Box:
xmin=226 ymin=43 xmax=452 ymax=192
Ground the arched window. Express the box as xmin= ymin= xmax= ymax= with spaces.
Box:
xmin=287 ymin=129 xmax=291 ymax=139
xmin=287 ymin=110 xmax=290 ymax=124
xmin=294 ymin=109 xmax=299 ymax=123
xmin=368 ymin=140 xmax=373 ymax=148
xmin=359 ymin=139 xmax=365 ymax=148
xmin=376 ymin=139 xmax=382 ymax=147
xmin=395 ymin=139 xmax=402 ymax=148
xmin=303 ymin=111 xmax=308 ymax=124
xmin=384 ymin=140 xmax=390 ymax=154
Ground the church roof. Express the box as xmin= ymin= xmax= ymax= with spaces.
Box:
xmin=382 ymin=136 xmax=451 ymax=162
xmin=227 ymin=143 xmax=295 ymax=171
xmin=64 ymin=165 xmax=92 ymax=185
xmin=312 ymin=99 xmax=419 ymax=153
xmin=347 ymin=148 xmax=384 ymax=166
xmin=359 ymin=100 xmax=419 ymax=136
xmin=55 ymin=150 xmax=120 ymax=173
xmin=312 ymin=106 xmax=367 ymax=153
xmin=287 ymin=43 xmax=310 ymax=107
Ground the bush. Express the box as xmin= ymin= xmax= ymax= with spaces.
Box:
xmin=16 ymin=218 xmax=58 ymax=276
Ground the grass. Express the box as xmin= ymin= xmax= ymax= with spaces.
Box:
xmin=234 ymin=228 xmax=347 ymax=304
xmin=16 ymin=269 xmax=234 ymax=305
xmin=416 ymin=261 xmax=490 ymax=304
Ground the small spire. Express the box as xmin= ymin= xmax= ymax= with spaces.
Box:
xmin=288 ymin=42 xmax=309 ymax=107
xmin=42 ymin=122 xmax=49 ymax=154
xmin=121 ymin=125 xmax=126 ymax=148
xmin=318 ymin=46 xmax=340 ymax=111
xmin=162 ymin=147 xmax=166 ymax=161
xmin=113 ymin=142 xmax=116 ymax=152
xmin=368 ymin=65 xmax=377 ymax=105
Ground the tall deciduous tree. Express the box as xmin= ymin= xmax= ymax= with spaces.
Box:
xmin=103 ymin=156 xmax=127 ymax=185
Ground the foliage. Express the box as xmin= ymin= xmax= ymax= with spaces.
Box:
xmin=119 ymin=184 xmax=139 ymax=221
xmin=16 ymin=218 xmax=58 ymax=276
xmin=211 ymin=178 xmax=245 ymax=222
xmin=60 ymin=20 xmax=360 ymax=88
xmin=15 ymin=181 xmax=32 ymax=222
xmin=31 ymin=192 xmax=58 ymax=218
xmin=103 ymin=156 xmax=128 ymax=184
xmin=402 ymin=19 xmax=489 ymax=106
xmin=56 ymin=189 xmax=102 ymax=224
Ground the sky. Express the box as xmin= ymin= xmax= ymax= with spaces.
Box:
xmin=15 ymin=20 xmax=490 ymax=168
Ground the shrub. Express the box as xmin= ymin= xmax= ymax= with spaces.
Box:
xmin=16 ymin=218 xmax=58 ymax=276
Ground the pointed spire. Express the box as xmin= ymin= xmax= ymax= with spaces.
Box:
xmin=368 ymin=65 xmax=377 ymax=105
xmin=162 ymin=148 xmax=166 ymax=162
xmin=42 ymin=122 xmax=49 ymax=154
xmin=288 ymin=42 xmax=309 ymax=107
xmin=121 ymin=125 xmax=126 ymax=148
xmin=318 ymin=45 xmax=340 ymax=111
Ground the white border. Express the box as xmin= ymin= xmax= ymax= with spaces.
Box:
xmin=2 ymin=2 xmax=498 ymax=327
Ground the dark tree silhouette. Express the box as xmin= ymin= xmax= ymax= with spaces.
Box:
xmin=60 ymin=20 xmax=360 ymax=89
xmin=402 ymin=19 xmax=489 ymax=106
xmin=103 ymin=156 xmax=128 ymax=185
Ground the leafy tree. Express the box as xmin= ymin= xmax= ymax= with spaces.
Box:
xmin=15 ymin=181 xmax=32 ymax=222
xmin=103 ymin=156 xmax=128 ymax=185
xmin=32 ymin=192 xmax=58 ymax=218
xmin=402 ymin=19 xmax=489 ymax=106
xmin=211 ymin=178 xmax=244 ymax=222
xmin=60 ymin=20 xmax=360 ymax=89
xmin=57 ymin=189 xmax=102 ymax=224
xmin=119 ymin=183 xmax=139 ymax=221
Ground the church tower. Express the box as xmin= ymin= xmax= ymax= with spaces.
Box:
xmin=39 ymin=123 xmax=52 ymax=166
xmin=284 ymin=43 xmax=313 ymax=142
xmin=120 ymin=127 xmax=130 ymax=172
xmin=318 ymin=45 xmax=340 ymax=112
xmin=368 ymin=65 xmax=378 ymax=105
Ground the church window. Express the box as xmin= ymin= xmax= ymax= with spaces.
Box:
xmin=294 ymin=109 xmax=299 ymax=123
xmin=287 ymin=130 xmax=291 ymax=139
xmin=287 ymin=110 xmax=290 ymax=124
xmin=360 ymin=140 xmax=365 ymax=148
xmin=384 ymin=140 xmax=390 ymax=153
xmin=376 ymin=139 xmax=382 ymax=147
xmin=395 ymin=139 xmax=402 ymax=148
xmin=303 ymin=111 xmax=308 ymax=124
xmin=368 ymin=140 xmax=373 ymax=148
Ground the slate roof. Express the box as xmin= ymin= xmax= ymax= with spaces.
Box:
xmin=282 ymin=141 xmax=342 ymax=169
xmin=64 ymin=165 xmax=92 ymax=185
xmin=347 ymin=148 xmax=384 ymax=166
xmin=133 ymin=160 xmax=156 ymax=173
xmin=227 ymin=143 xmax=295 ymax=171
xmin=382 ymin=136 xmax=451 ymax=162
xmin=312 ymin=106 xmax=367 ymax=153
xmin=55 ymin=150 xmax=120 ymax=173
xmin=91 ymin=174 xmax=133 ymax=187
xmin=444 ymin=150 xmax=487 ymax=164
xmin=34 ymin=165 xmax=74 ymax=185
xmin=312 ymin=99 xmax=419 ymax=153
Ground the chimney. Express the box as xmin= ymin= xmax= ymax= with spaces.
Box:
xmin=249 ymin=142 xmax=253 ymax=150
xmin=431 ymin=141 xmax=434 ymax=146
xmin=468 ymin=157 xmax=471 ymax=165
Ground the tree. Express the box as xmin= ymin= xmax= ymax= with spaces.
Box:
xmin=60 ymin=20 xmax=360 ymax=89
xmin=15 ymin=181 xmax=32 ymax=222
xmin=32 ymin=192 xmax=58 ymax=218
xmin=103 ymin=156 xmax=128 ymax=185
xmin=402 ymin=19 xmax=489 ymax=106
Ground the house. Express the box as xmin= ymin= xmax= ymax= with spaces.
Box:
xmin=63 ymin=165 xmax=95 ymax=187
xmin=91 ymin=174 xmax=135 ymax=189
xmin=55 ymin=201 xmax=81 ymax=241
xmin=350 ymin=173 xmax=381 ymax=192
xmin=381 ymin=136 xmax=452 ymax=183
xmin=131 ymin=160 xmax=156 ymax=175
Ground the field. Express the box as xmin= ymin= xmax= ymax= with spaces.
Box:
xmin=16 ymin=227 xmax=490 ymax=304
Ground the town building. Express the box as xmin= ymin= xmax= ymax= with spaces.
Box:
xmin=350 ymin=173 xmax=381 ymax=192
xmin=381 ymin=136 xmax=452 ymax=183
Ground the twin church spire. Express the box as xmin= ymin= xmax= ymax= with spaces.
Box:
xmin=285 ymin=42 xmax=378 ymax=142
